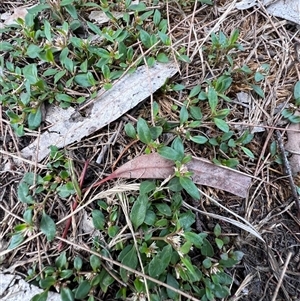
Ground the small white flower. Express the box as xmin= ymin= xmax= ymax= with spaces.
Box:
xmin=146 ymin=242 xmax=158 ymax=257
xmin=172 ymin=235 xmax=182 ymax=249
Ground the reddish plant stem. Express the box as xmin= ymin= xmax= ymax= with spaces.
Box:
xmin=58 ymin=160 xmax=90 ymax=250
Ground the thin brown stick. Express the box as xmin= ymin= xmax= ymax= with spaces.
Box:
xmin=58 ymin=159 xmax=90 ymax=250
xmin=275 ymin=130 xmax=300 ymax=218
xmin=271 ymin=251 xmax=293 ymax=301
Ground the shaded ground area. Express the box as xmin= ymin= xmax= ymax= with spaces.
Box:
xmin=1 ymin=0 xmax=300 ymax=300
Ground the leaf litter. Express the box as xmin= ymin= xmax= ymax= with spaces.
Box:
xmin=108 ymin=152 xmax=252 ymax=198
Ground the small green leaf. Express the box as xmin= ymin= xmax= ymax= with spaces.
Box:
xmin=130 ymin=194 xmax=148 ymax=229
xmin=0 ymin=41 xmax=14 ymax=51
xmin=166 ymin=273 xmax=179 ymax=299
xmin=158 ymin=146 xmax=182 ymax=161
xmin=184 ymin=232 xmax=207 ymax=248
xmin=150 ymin=126 xmax=163 ymax=140
xmin=180 ymin=106 xmax=189 ymax=125
xmin=232 ymin=250 xmax=244 ymax=261
xmin=40 ymin=211 xmax=56 ymax=241
xmin=26 ymin=44 xmax=42 ymax=58
xmin=60 ymin=270 xmax=73 ymax=279
xmin=75 ymin=281 xmax=91 ymax=299
xmin=31 ymin=290 xmax=49 ymax=301
xmin=153 ymin=9 xmax=161 ymax=25
xmin=189 ymin=85 xmax=201 ymax=98
xmin=128 ymin=2 xmax=147 ymax=11
xmin=146 ymin=56 xmax=156 ymax=67
xmin=23 ymin=64 xmax=38 ymax=84
xmin=54 ymin=70 xmax=66 ymax=84
xmin=240 ymin=65 xmax=252 ymax=74
xmin=60 ymin=287 xmax=74 ymax=301
xmin=172 ymin=137 xmax=184 ymax=158
xmin=215 ymin=238 xmax=224 ymax=249
xmin=201 ymin=238 xmax=214 ymax=256
xmin=74 ymin=256 xmax=83 ymax=271
xmin=149 ymin=244 xmax=172 ymax=278
xmin=108 ymin=225 xmax=119 ymax=237
xmin=74 ymin=73 xmax=94 ymax=87
xmin=92 ymin=210 xmax=105 ymax=230
xmin=43 ymin=20 xmax=52 ymax=41
xmin=214 ymin=224 xmax=221 ymax=237
xmin=102 ymin=65 xmax=111 ymax=79
xmin=251 ymin=84 xmax=265 ymax=98
xmin=181 ymin=256 xmax=200 ymax=281
xmin=254 ymin=72 xmax=264 ymax=82
xmin=155 ymin=203 xmax=172 ymax=216
xmin=294 ymin=81 xmax=300 ymax=105
xmin=60 ymin=0 xmax=74 ymax=5
xmin=39 ymin=276 xmax=56 ymax=289
xmin=270 ymin=141 xmax=277 ymax=156
xmin=65 ymin=4 xmax=78 ymax=19
xmin=99 ymin=269 xmax=115 ymax=293
xmin=157 ymin=52 xmax=169 ymax=63
xmin=55 ymin=251 xmax=67 ymax=269
xmin=203 ymin=258 xmax=212 ymax=268
xmin=240 ymin=146 xmax=255 ymax=159
xmin=17 ymin=182 xmax=34 ymax=204
xmin=172 ymin=84 xmax=185 ymax=91
xmin=214 ymin=118 xmax=229 ymax=132
xmin=189 ymin=106 xmax=202 ymax=120
xmin=14 ymin=124 xmax=24 ymax=137
xmin=28 ymin=108 xmax=42 ymax=129
xmin=179 ymin=177 xmax=200 ymax=200
xmin=57 ymin=182 xmax=75 ymax=198
xmin=208 ymin=86 xmax=218 ymax=112
xmin=23 ymin=208 xmax=33 ymax=225
xmin=190 ymin=135 xmax=208 ymax=144
xmin=90 ymin=254 xmax=101 ymax=271
xmin=137 ymin=118 xmax=152 ymax=144
xmin=288 ymin=114 xmax=300 ymax=123
xmin=120 ymin=245 xmax=138 ymax=282
xmin=140 ymin=29 xmax=151 ymax=48
xmin=177 ymin=54 xmax=191 ymax=63
xmin=8 ymin=232 xmax=25 ymax=249
xmin=214 ymin=284 xmax=230 ymax=298
xmin=140 ymin=180 xmax=156 ymax=194
xmin=144 ymin=210 xmax=156 ymax=225
xmin=178 ymin=210 xmax=195 ymax=230
xmin=125 ymin=123 xmax=136 ymax=138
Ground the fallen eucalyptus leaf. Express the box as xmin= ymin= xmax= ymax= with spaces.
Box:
xmin=112 ymin=153 xmax=252 ymax=197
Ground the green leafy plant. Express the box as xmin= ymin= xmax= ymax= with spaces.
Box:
xmin=205 ymin=29 xmax=243 ymax=67
xmin=5 ymin=5 xmax=249 ymax=300
xmin=8 ymin=146 xmax=77 ymax=249
xmin=281 ymin=81 xmax=300 ymax=123
xmin=25 ymin=181 xmax=243 ymax=301
xmin=0 ymin=0 xmax=174 ymax=135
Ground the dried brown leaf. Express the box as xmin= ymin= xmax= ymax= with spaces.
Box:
xmin=187 ymin=157 xmax=251 ymax=198
xmin=113 ymin=153 xmax=174 ymax=179
xmin=113 ymin=153 xmax=252 ymax=197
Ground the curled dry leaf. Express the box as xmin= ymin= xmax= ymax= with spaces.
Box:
xmin=113 ymin=153 xmax=252 ymax=197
